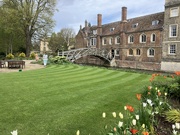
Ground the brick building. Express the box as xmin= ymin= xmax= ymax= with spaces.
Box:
xmin=75 ymin=0 xmax=180 ymax=71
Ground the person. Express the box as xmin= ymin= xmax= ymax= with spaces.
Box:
xmin=35 ymin=53 xmax=39 ymax=61
xmin=43 ymin=52 xmax=48 ymax=67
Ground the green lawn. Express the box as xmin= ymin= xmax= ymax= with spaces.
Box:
xmin=0 ymin=64 xmax=151 ymax=135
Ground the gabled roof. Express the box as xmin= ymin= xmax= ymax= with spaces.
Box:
xmin=100 ymin=12 xmax=164 ymax=36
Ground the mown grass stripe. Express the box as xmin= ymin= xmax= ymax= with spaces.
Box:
xmin=0 ymin=64 xmax=152 ymax=135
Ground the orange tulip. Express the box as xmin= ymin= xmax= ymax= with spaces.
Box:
xmin=148 ymin=86 xmax=152 ymax=90
xmin=175 ymin=71 xmax=180 ymax=76
xmin=126 ymin=105 xmax=134 ymax=112
xmin=136 ymin=94 xmax=141 ymax=100
xmin=142 ymin=131 xmax=149 ymax=135
xmin=158 ymin=92 xmax=161 ymax=96
xmin=130 ymin=128 xmax=138 ymax=134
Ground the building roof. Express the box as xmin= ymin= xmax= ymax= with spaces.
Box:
xmin=100 ymin=12 xmax=164 ymax=36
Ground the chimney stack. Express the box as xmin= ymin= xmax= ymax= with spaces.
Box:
xmin=97 ymin=14 xmax=102 ymax=27
xmin=85 ymin=20 xmax=88 ymax=27
xmin=122 ymin=7 xmax=127 ymax=22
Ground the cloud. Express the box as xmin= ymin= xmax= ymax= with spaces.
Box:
xmin=53 ymin=0 xmax=164 ymax=34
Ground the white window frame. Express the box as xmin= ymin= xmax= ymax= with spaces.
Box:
xmin=169 ymin=24 xmax=178 ymax=37
xmin=90 ymin=38 xmax=96 ymax=46
xmin=128 ymin=35 xmax=134 ymax=43
xmin=170 ymin=7 xmax=179 ymax=17
xmin=115 ymin=36 xmax=120 ymax=44
xmin=140 ymin=34 xmax=146 ymax=43
xmin=102 ymin=37 xmax=107 ymax=45
xmin=147 ymin=48 xmax=155 ymax=57
xmin=92 ymin=30 xmax=97 ymax=35
xmin=169 ymin=44 xmax=176 ymax=55
xmin=136 ymin=48 xmax=141 ymax=56
xmin=109 ymin=37 xmax=113 ymax=45
xmin=152 ymin=20 xmax=159 ymax=25
xmin=115 ymin=49 xmax=120 ymax=56
xmin=151 ymin=33 xmax=156 ymax=42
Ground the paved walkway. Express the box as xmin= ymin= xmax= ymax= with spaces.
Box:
xmin=0 ymin=60 xmax=44 ymax=73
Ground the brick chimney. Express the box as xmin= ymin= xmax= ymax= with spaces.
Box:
xmin=97 ymin=14 xmax=102 ymax=49
xmin=97 ymin=14 xmax=102 ymax=27
xmin=122 ymin=7 xmax=127 ymax=22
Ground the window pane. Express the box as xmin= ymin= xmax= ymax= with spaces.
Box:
xmin=170 ymin=45 xmax=176 ymax=54
xmin=171 ymin=8 xmax=179 ymax=17
xmin=170 ymin=25 xmax=177 ymax=37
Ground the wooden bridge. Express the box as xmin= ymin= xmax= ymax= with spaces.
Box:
xmin=58 ymin=48 xmax=113 ymax=62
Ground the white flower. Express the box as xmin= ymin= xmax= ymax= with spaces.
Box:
xmin=155 ymin=87 xmax=158 ymax=90
xmin=172 ymin=124 xmax=176 ymax=129
xmin=132 ymin=119 xmax=136 ymax=126
xmin=76 ymin=130 xmax=80 ymax=135
xmin=164 ymin=92 xmax=167 ymax=96
xmin=143 ymin=102 xmax=147 ymax=107
xmin=118 ymin=121 xmax=123 ymax=128
xmin=159 ymin=102 xmax=163 ymax=105
xmin=119 ymin=112 xmax=123 ymax=119
xmin=112 ymin=112 xmax=116 ymax=118
xmin=124 ymin=106 xmax=127 ymax=110
xmin=102 ymin=112 xmax=106 ymax=118
xmin=173 ymin=129 xmax=177 ymax=135
xmin=135 ymin=115 xmax=139 ymax=120
xmin=147 ymin=99 xmax=152 ymax=104
xmin=11 ymin=130 xmax=18 ymax=135
xmin=175 ymin=123 xmax=180 ymax=129
xmin=142 ymin=124 xmax=145 ymax=128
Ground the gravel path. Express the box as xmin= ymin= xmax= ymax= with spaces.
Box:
xmin=0 ymin=60 xmax=44 ymax=73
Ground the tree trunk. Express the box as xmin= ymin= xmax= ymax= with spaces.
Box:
xmin=25 ymin=29 xmax=32 ymax=57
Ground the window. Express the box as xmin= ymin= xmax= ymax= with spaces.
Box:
xmin=90 ymin=38 xmax=96 ymax=46
xmin=115 ymin=49 xmax=120 ymax=56
xmin=128 ymin=35 xmax=134 ymax=43
xmin=152 ymin=20 xmax=159 ymax=25
xmin=110 ymin=28 xmax=115 ymax=32
xmin=169 ymin=25 xmax=178 ymax=37
xmin=151 ymin=34 xmax=156 ymax=42
xmin=129 ymin=49 xmax=133 ymax=56
xmin=140 ymin=34 xmax=146 ymax=43
xmin=169 ymin=44 xmax=176 ymax=54
xmin=132 ymin=23 xmax=138 ymax=28
xmin=170 ymin=7 xmax=179 ymax=17
xmin=136 ymin=49 xmax=141 ymax=56
xmin=102 ymin=38 xmax=107 ymax=45
xmin=115 ymin=36 xmax=120 ymax=44
xmin=109 ymin=37 xmax=113 ymax=45
xmin=93 ymin=30 xmax=97 ymax=35
xmin=148 ymin=48 xmax=155 ymax=57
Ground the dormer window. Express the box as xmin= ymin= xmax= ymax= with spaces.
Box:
xmin=92 ymin=30 xmax=97 ymax=35
xmin=132 ymin=23 xmax=138 ymax=28
xmin=152 ymin=20 xmax=159 ymax=25
xmin=110 ymin=28 xmax=115 ymax=32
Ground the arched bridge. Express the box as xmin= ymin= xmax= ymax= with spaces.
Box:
xmin=58 ymin=48 xmax=113 ymax=62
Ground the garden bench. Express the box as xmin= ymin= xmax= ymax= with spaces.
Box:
xmin=7 ymin=60 xmax=25 ymax=69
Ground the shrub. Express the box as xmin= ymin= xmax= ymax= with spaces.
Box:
xmin=6 ymin=53 xmax=14 ymax=59
xmin=164 ymin=109 xmax=180 ymax=123
xmin=18 ymin=52 xmax=26 ymax=59
xmin=30 ymin=52 xmax=36 ymax=59
xmin=49 ymin=56 xmax=69 ymax=64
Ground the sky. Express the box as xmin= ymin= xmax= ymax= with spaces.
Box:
xmin=53 ymin=0 xmax=165 ymax=34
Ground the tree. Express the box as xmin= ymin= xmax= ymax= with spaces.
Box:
xmin=48 ymin=28 xmax=76 ymax=53
xmin=1 ymin=0 xmax=57 ymax=56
